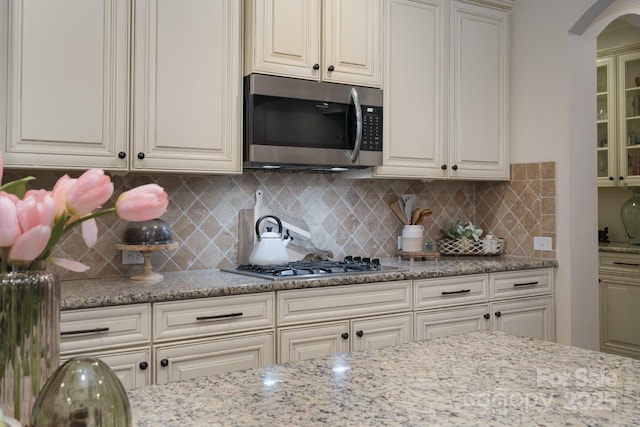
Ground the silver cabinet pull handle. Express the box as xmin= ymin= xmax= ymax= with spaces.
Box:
xmin=349 ymin=87 xmax=363 ymax=163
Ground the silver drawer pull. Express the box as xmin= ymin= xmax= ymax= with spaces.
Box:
xmin=441 ymin=289 xmax=471 ymax=295
xmin=613 ymin=262 xmax=640 ymax=267
xmin=513 ymin=281 xmax=539 ymax=287
xmin=196 ymin=312 xmax=243 ymax=321
xmin=61 ymin=327 xmax=110 ymax=336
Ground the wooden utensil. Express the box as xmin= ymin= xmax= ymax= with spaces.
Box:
xmin=390 ymin=200 xmax=409 ymax=224
xmin=411 ymin=208 xmax=421 ymax=225
xmin=416 ymin=208 xmax=433 ymax=224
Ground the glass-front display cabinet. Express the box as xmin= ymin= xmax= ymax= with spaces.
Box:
xmin=619 ymin=51 xmax=640 ymax=186
xmin=597 ymin=57 xmax=616 ymax=186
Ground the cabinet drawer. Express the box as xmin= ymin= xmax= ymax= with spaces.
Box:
xmin=60 ymin=304 xmax=151 ymax=354
xmin=277 ymin=281 xmax=412 ymax=326
xmin=154 ymin=293 xmax=275 ymax=342
xmin=414 ymin=274 xmax=488 ymax=310
xmin=599 ymin=252 xmax=640 ymax=275
xmin=490 ymin=269 xmax=553 ymax=300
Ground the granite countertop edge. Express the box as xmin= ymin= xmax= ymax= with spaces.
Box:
xmin=599 ymin=241 xmax=640 ymax=254
xmin=61 ymin=256 xmax=558 ymax=310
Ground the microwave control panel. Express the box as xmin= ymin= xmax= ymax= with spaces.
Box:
xmin=361 ymin=106 xmax=382 ymax=151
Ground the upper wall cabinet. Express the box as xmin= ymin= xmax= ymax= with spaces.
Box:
xmin=597 ymin=47 xmax=640 ymax=187
xmin=361 ymin=0 xmax=511 ymax=181
xmin=244 ymin=0 xmax=382 ymax=88
xmin=1 ymin=0 xmax=242 ymax=174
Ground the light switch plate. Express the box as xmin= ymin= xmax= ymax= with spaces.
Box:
xmin=533 ymin=236 xmax=553 ymax=251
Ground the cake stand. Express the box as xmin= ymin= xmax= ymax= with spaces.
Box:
xmin=116 ymin=242 xmax=179 ymax=282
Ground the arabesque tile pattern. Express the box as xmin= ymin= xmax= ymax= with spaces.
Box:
xmin=4 ymin=162 xmax=554 ymax=280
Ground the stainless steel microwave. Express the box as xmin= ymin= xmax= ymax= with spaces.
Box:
xmin=243 ymin=74 xmax=383 ymax=172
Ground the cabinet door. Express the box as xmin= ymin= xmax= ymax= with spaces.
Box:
xmin=599 ymin=275 xmax=640 ymax=359
xmin=322 ymin=0 xmax=382 ymax=87
xmin=597 ymin=56 xmax=618 ymax=186
xmin=491 ymin=297 xmax=554 ymax=341
xmin=132 ymin=0 xmax=242 ymax=174
xmin=617 ymin=51 xmax=640 ymax=186
xmin=375 ymin=0 xmax=446 ymax=179
xmin=245 ymin=0 xmax=321 ymax=80
xmin=415 ymin=304 xmax=490 ymax=341
xmin=351 ymin=314 xmax=413 ymax=352
xmin=61 ymin=347 xmax=152 ymax=390
xmin=278 ymin=321 xmax=350 ymax=363
xmin=155 ymin=331 xmax=275 ymax=385
xmin=448 ymin=0 xmax=510 ymax=180
xmin=4 ymin=0 xmax=129 ymax=170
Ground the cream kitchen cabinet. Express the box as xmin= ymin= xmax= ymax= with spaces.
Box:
xmin=60 ymin=304 xmax=153 ymax=389
xmin=244 ymin=0 xmax=382 ymax=87
xmin=279 ymin=314 xmax=413 ymax=363
xmin=596 ymin=47 xmax=640 ymax=187
xmin=1 ymin=0 xmax=241 ymax=174
xmin=598 ymin=252 xmax=640 ymax=359
xmin=60 ymin=347 xmax=152 ymax=390
xmin=364 ymin=0 xmax=510 ymax=180
xmin=414 ymin=268 xmax=555 ymax=342
xmin=277 ymin=281 xmax=413 ymax=362
xmin=152 ymin=293 xmax=276 ymax=384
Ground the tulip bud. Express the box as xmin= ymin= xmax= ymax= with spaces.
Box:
xmin=116 ymin=184 xmax=168 ymax=222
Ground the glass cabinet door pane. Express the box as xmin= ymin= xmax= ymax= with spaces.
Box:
xmin=628 ymin=147 xmax=640 ymax=177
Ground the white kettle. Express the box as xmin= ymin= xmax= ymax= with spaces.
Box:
xmin=249 ymin=215 xmax=292 ymax=265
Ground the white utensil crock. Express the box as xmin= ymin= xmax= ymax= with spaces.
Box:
xmin=402 ymin=225 xmax=424 ymax=252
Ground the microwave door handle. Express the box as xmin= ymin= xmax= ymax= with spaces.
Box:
xmin=349 ymin=87 xmax=363 ymax=163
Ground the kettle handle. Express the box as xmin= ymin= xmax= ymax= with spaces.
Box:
xmin=255 ymin=215 xmax=283 ymax=239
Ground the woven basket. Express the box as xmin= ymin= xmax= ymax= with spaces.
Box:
xmin=437 ymin=237 xmax=504 ymax=256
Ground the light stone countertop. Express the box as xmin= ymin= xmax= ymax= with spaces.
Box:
xmin=127 ymin=331 xmax=640 ymax=426
xmin=599 ymin=242 xmax=640 ymax=254
xmin=61 ymin=256 xmax=557 ymax=310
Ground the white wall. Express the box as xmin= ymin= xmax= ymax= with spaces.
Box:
xmin=509 ymin=0 xmax=640 ymax=349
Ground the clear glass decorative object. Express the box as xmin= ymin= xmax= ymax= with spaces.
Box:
xmin=30 ymin=357 xmax=131 ymax=427
xmin=0 ymin=267 xmax=60 ymax=425
xmin=621 ymin=189 xmax=640 ymax=244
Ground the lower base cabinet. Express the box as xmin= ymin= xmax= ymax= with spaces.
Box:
xmin=278 ymin=314 xmax=413 ymax=363
xmin=60 ymin=269 xmax=555 ymax=387
xmin=415 ymin=305 xmax=490 ymax=340
xmin=491 ymin=296 xmax=554 ymax=341
xmin=60 ymin=347 xmax=152 ymax=389
xmin=599 ymin=275 xmax=640 ymax=359
xmin=154 ymin=331 xmax=275 ymax=384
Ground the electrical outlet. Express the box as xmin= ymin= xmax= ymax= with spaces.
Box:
xmin=533 ymin=236 xmax=553 ymax=251
xmin=122 ymin=250 xmax=144 ymax=264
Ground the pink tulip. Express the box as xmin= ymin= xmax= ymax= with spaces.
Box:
xmin=18 ymin=190 xmax=56 ymax=232
xmin=116 ymin=184 xmax=168 ymax=222
xmin=51 ymin=174 xmax=76 ymax=219
xmin=49 ymin=257 xmax=90 ymax=272
xmin=82 ymin=218 xmax=98 ymax=248
xmin=66 ymin=169 xmax=114 ymax=216
xmin=8 ymin=225 xmax=51 ymax=262
xmin=0 ymin=194 xmax=20 ymax=247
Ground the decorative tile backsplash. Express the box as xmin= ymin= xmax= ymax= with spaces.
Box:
xmin=4 ymin=162 xmax=555 ymax=280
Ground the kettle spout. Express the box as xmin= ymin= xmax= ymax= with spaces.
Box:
xmin=283 ymin=229 xmax=293 ymax=247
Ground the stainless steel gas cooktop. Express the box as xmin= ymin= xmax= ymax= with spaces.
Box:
xmin=223 ymin=256 xmax=401 ymax=281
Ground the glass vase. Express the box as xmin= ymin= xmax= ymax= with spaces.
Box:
xmin=621 ymin=189 xmax=640 ymax=244
xmin=31 ymin=357 xmax=131 ymax=427
xmin=0 ymin=267 xmax=60 ymax=425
